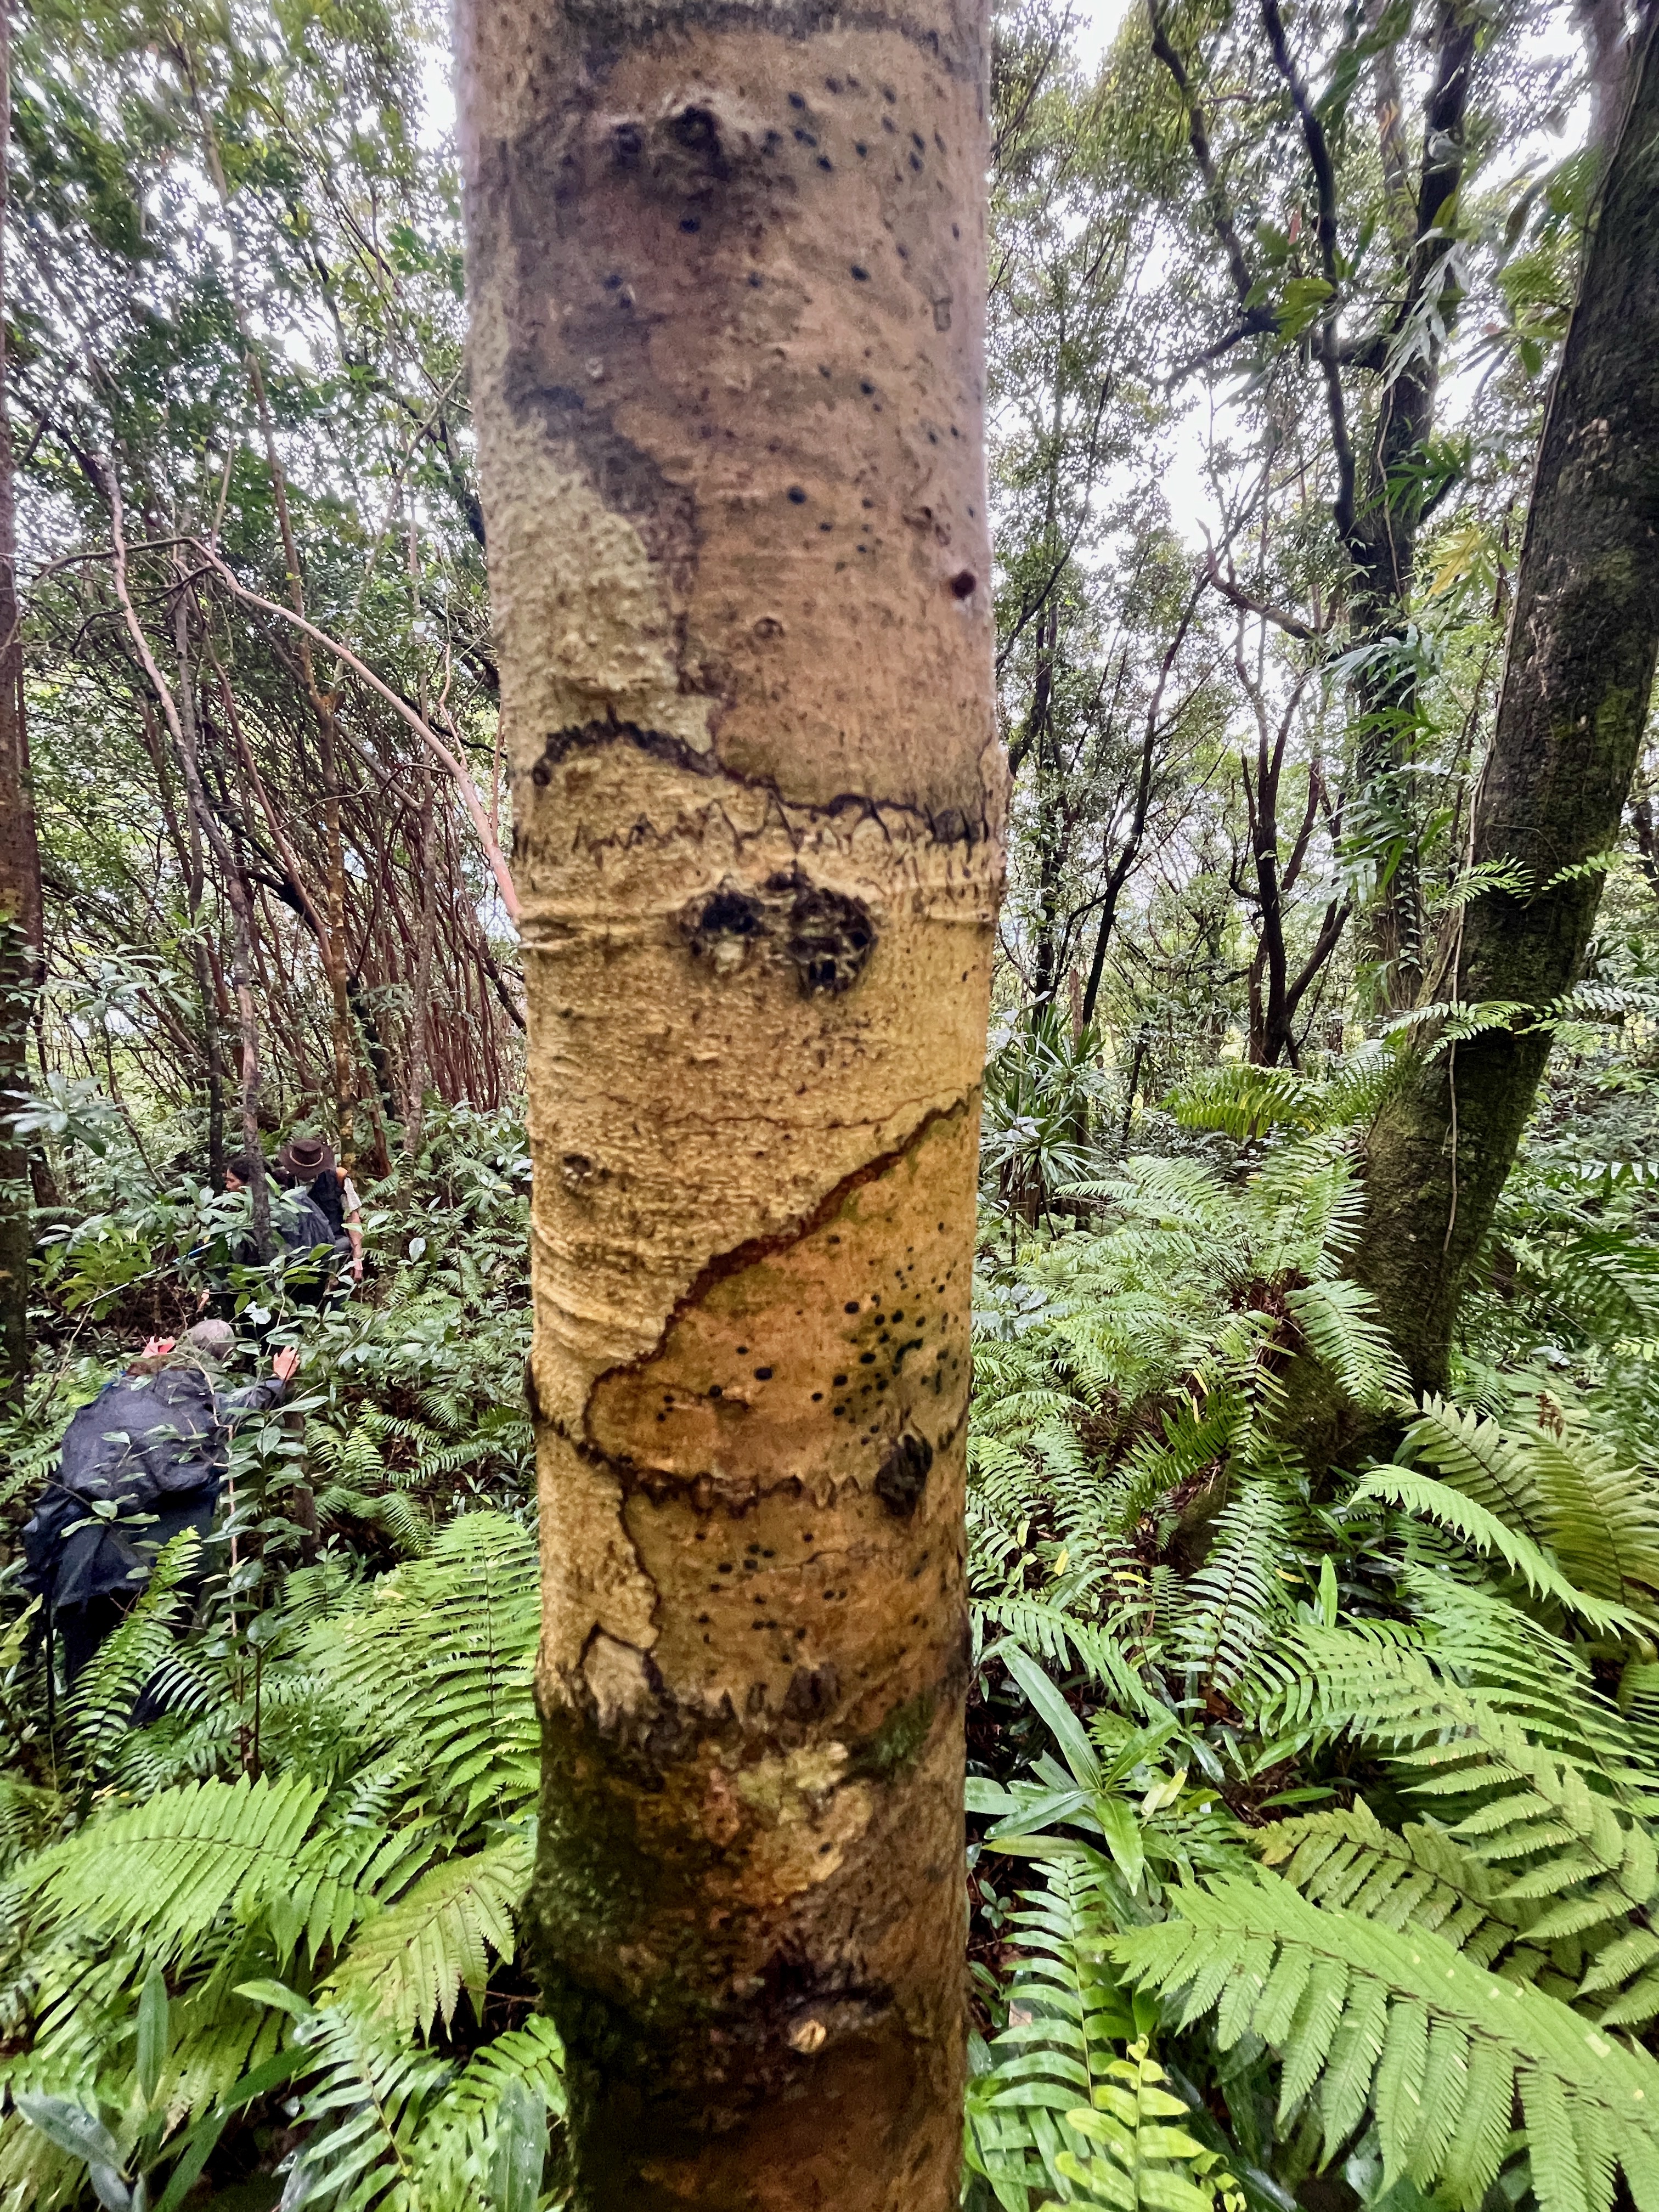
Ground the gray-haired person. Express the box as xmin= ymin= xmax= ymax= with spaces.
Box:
xmin=21 ymin=1321 xmax=300 ymax=1683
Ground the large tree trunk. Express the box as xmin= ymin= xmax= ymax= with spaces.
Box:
xmin=1352 ymin=13 xmax=1659 ymax=1393
xmin=455 ymin=0 xmax=1002 ymax=2203
xmin=0 ymin=0 xmax=42 ymax=1400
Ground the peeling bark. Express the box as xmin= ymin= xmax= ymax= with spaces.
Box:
xmin=455 ymin=0 xmax=1003 ymax=2199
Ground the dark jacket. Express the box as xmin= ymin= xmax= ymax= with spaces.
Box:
xmin=224 ymin=1190 xmax=345 ymax=1308
xmin=22 ymin=1360 xmax=290 ymax=1616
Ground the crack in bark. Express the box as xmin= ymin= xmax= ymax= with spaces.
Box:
xmin=527 ymin=718 xmax=992 ymax=850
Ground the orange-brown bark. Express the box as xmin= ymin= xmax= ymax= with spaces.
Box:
xmin=455 ymin=0 xmax=1002 ymax=2198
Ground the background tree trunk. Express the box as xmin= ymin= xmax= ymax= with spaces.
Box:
xmin=456 ymin=0 xmax=1003 ymax=2199
xmin=1352 ymin=10 xmax=1659 ymax=1393
xmin=0 ymin=0 xmax=43 ymax=1399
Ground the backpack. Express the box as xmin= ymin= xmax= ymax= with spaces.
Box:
xmin=22 ymin=1365 xmax=226 ymax=1615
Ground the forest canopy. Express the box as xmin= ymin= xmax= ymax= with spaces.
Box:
xmin=1 ymin=0 xmax=1658 ymax=2203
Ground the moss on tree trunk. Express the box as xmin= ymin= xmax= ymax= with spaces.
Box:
xmin=454 ymin=0 xmax=1002 ymax=2197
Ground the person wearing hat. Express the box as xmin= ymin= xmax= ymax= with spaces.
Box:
xmin=21 ymin=1321 xmax=301 ymax=1684
xmin=275 ymin=1132 xmax=364 ymax=1286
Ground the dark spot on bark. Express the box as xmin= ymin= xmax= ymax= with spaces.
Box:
xmin=910 ymin=151 xmax=922 ymax=170
xmin=811 ymin=1391 xmax=822 ymax=1401
xmin=754 ymin=1366 xmax=773 ymax=1379
xmin=680 ymin=216 xmax=700 ymax=232
xmin=788 ymin=90 xmax=806 ymax=107
xmin=783 ymin=1663 xmax=840 ymax=1721
xmin=673 ymin=105 xmax=720 ymax=151
xmin=787 ymin=880 xmax=876 ymax=994
xmin=874 ymin=1431 xmax=933 ymax=1518
xmin=950 ymin=570 xmax=977 ymax=599
xmin=682 ymin=880 xmax=767 ymax=967
xmin=787 ymin=484 xmax=808 ymax=503
xmin=855 ymin=140 xmax=868 ymax=155
xmin=850 ymin=263 xmax=870 ymax=280
xmin=860 ymin=379 xmax=876 ymax=394
xmin=818 ymin=156 xmax=833 ymax=170
xmin=748 ymin=270 xmax=763 ymax=286
xmin=709 ymin=1384 xmax=723 ymax=1398
xmin=793 ymin=126 xmax=817 ymax=145
xmin=612 ymin=122 xmax=643 ymax=167
xmin=834 ymin=1370 xmax=848 ymax=1383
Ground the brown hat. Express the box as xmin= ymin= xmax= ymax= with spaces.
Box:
xmin=278 ymin=1131 xmax=334 ymax=1178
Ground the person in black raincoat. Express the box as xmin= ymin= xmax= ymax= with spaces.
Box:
xmin=21 ymin=1319 xmax=300 ymax=1683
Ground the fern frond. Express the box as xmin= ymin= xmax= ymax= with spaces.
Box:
xmin=1353 ymin=1469 xmax=1651 ymax=1640
xmin=1110 ymin=1870 xmax=1659 ymax=2212
xmin=22 ymin=1775 xmax=322 ymax=1956
xmin=330 ymin=1838 xmax=532 ymax=2036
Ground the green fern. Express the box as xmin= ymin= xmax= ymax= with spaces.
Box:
xmin=1111 ymin=1869 xmax=1659 ymax=2212
xmin=329 ymin=1837 xmax=533 ymax=2036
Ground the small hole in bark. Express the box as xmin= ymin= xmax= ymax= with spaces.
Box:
xmin=709 ymin=1384 xmax=723 ymax=1398
xmin=811 ymin=1391 xmax=823 ymax=1401
xmin=680 ymin=216 xmax=700 ymax=233
xmin=850 ymin=263 xmax=870 ymax=280
xmin=788 ymin=89 xmax=806 ymax=107
xmin=755 ymin=1366 xmax=773 ymax=1379
xmin=748 ymin=270 xmax=763 ymax=286
xmin=787 ymin=485 xmax=808 ymax=503
xmin=950 ymin=570 xmax=977 ymax=599
xmin=855 ymin=140 xmax=868 ymax=155
xmin=612 ymin=122 xmax=643 ymax=166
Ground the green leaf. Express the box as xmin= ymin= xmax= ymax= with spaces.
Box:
xmin=137 ymin=1963 xmax=169 ymax=2106
xmin=489 ymin=2077 xmax=546 ymax=2212
xmin=14 ymin=2095 xmax=125 ymax=2172
xmin=1001 ymin=1645 xmax=1102 ymax=1788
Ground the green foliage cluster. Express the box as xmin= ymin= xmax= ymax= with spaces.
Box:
xmin=0 ymin=1107 xmax=548 ymax=2209
xmin=963 ymin=1057 xmax=1659 ymax=2212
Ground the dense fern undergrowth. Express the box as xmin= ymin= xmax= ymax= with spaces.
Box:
xmin=7 ymin=1044 xmax=1659 ymax=2210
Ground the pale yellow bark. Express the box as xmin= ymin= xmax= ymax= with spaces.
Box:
xmin=458 ymin=0 xmax=1002 ymax=2197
